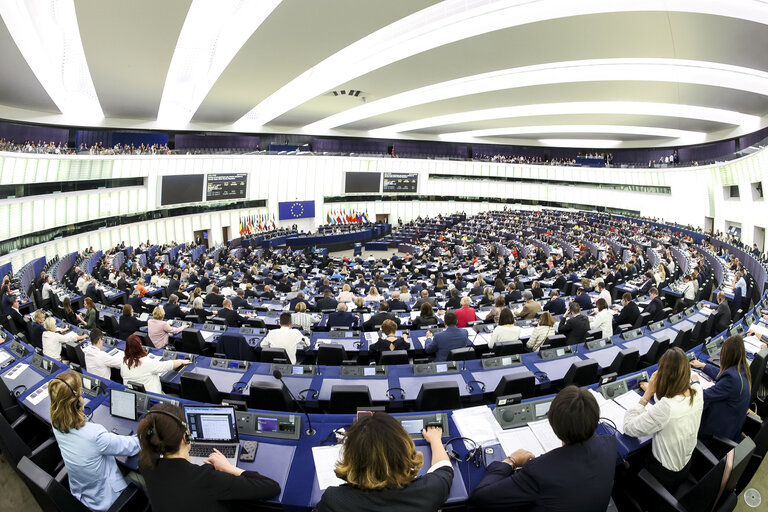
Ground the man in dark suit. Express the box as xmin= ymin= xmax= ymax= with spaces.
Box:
xmin=543 ymin=290 xmax=566 ymax=316
xmin=637 ymin=272 xmax=654 ymax=296
xmin=203 ymin=286 xmax=224 ymax=307
xmin=315 ymin=290 xmax=338 ymax=312
xmin=6 ymin=296 xmax=26 ymax=336
xmin=558 ymin=302 xmax=590 ymax=344
xmin=706 ymin=291 xmax=731 ymax=337
xmin=413 ymin=289 xmax=436 ymax=310
xmin=445 ymin=288 xmax=462 ymax=310
xmin=125 ymin=290 xmax=144 ymax=315
xmin=85 ymin=281 xmax=100 ymax=303
xmin=167 ymin=273 xmax=181 ymax=297
xmin=163 ymin=294 xmax=184 ymax=320
xmin=572 ymin=287 xmax=593 ymax=311
xmin=387 ymin=292 xmax=409 ymax=312
xmin=116 ymin=272 xmax=130 ymax=293
xmin=288 ymin=292 xmax=311 ymax=312
xmin=118 ymin=304 xmax=146 ymax=341
xmin=327 ymin=303 xmax=357 ymax=329
xmin=613 ymin=292 xmax=640 ymax=329
xmin=197 ymin=273 xmax=211 ymax=292
xmin=471 ymin=386 xmax=617 ymax=511
xmin=552 ymin=272 xmax=567 ymax=292
xmin=362 ymin=301 xmax=401 ymax=331
xmin=641 ymin=287 xmax=666 ymax=322
xmin=504 ymin=283 xmax=522 ymax=305
xmin=230 ymin=289 xmax=249 ymax=310
xmin=216 ymin=299 xmax=250 ymax=327
xmin=424 ymin=312 xmax=470 ymax=362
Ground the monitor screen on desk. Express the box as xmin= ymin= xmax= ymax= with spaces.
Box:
xmin=400 ymin=419 xmax=424 ymax=435
xmin=110 ymin=389 xmax=137 ymax=421
xmin=363 ymin=367 xmax=376 ymax=376
xmin=257 ymin=417 xmax=278 ymax=433
xmin=501 ymin=357 xmax=512 ymax=366
xmin=292 ymin=366 xmax=304 ymax=375
xmin=535 ymin=401 xmax=551 ymax=418
xmin=435 ymin=363 xmax=448 ymax=373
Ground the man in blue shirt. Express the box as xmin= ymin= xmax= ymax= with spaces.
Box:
xmin=424 ymin=312 xmax=470 ymax=361
xmin=543 ymin=290 xmax=566 ymax=316
xmin=573 ymin=287 xmax=593 ymax=311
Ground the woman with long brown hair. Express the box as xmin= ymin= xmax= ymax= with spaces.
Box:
xmin=691 ymin=334 xmax=751 ymax=441
xmin=624 ymin=347 xmax=703 ymax=490
xmin=316 ymin=412 xmax=451 ymax=511
xmin=50 ymin=370 xmax=139 ymax=511
xmin=120 ymin=335 xmax=190 ymax=393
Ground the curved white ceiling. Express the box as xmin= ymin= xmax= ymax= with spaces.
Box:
xmin=0 ymin=0 xmax=767 ymax=148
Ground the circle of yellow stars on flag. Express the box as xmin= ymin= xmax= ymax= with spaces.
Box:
xmin=290 ymin=202 xmax=305 ymax=218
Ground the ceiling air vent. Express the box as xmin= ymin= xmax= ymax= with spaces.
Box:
xmin=326 ymin=90 xmax=370 ymax=102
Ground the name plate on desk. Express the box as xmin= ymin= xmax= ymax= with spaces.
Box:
xmin=481 ymin=354 xmax=522 ymax=369
xmin=239 ymin=326 xmax=266 ymax=335
xmin=599 ymin=371 xmax=649 ymax=399
xmin=9 ymin=340 xmax=28 ymax=358
xmin=621 ymin=328 xmax=644 ymax=341
xmin=235 ymin=411 xmax=301 ymax=440
xmin=202 ymin=323 xmax=227 ymax=332
xmin=340 ymin=365 xmax=387 ymax=377
xmin=539 ymin=346 xmax=574 ymax=360
xmin=647 ymin=320 xmax=666 ymax=332
xmin=30 ymin=353 xmax=56 ymax=375
xmin=668 ymin=313 xmax=683 ymax=323
xmin=210 ymin=358 xmax=249 ymax=372
xmin=494 ymin=398 xmax=553 ymax=429
xmin=271 ymin=363 xmax=315 ymax=376
xmin=329 ymin=330 xmax=361 ymax=339
xmin=394 ymin=412 xmax=449 ymax=439
xmin=413 ymin=361 xmax=459 ymax=375
xmin=103 ymin=336 xmax=120 ymax=347
xmin=585 ymin=337 xmax=612 ymax=351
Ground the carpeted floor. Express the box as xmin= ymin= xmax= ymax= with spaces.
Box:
xmin=0 ymin=454 xmax=41 ymax=512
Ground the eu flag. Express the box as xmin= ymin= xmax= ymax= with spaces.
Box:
xmin=278 ymin=200 xmax=315 ymax=220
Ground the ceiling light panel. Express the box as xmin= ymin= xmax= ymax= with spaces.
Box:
xmin=0 ymin=0 xmax=103 ymax=121
xmin=328 ymin=59 xmax=768 ymax=134
xmin=440 ymin=125 xmax=707 ymax=144
xmin=237 ymin=0 xmax=768 ymax=129
xmin=538 ymin=139 xmax=623 ymax=147
xmin=157 ymin=0 xmax=282 ymax=127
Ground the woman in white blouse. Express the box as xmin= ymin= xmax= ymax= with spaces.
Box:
xmin=336 ymin=284 xmax=356 ymax=303
xmin=624 ymin=347 xmax=703 ymax=490
xmin=589 ymin=298 xmax=613 ymax=338
xmin=399 ymin=285 xmax=412 ymax=304
xmin=526 ymin=312 xmax=555 ymax=352
xmin=42 ymin=317 xmax=87 ymax=361
xmin=364 ymin=286 xmax=382 ymax=303
xmin=120 ymin=335 xmax=190 ymax=394
xmin=291 ymin=302 xmax=319 ymax=332
xmin=489 ymin=309 xmax=521 ymax=349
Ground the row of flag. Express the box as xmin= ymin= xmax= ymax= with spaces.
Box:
xmin=326 ymin=209 xmax=370 ymax=225
xmin=239 ymin=214 xmax=276 ymax=236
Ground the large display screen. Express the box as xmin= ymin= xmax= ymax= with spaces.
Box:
xmin=345 ymin=172 xmax=381 ymax=193
xmin=160 ymin=174 xmax=204 ymax=205
xmin=206 ymin=173 xmax=247 ymax=200
xmin=383 ymin=172 xmax=418 ymax=193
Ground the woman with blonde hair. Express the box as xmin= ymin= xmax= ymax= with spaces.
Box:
xmin=624 ymin=347 xmax=703 ymax=490
xmin=42 ymin=316 xmax=87 ymax=360
xmin=337 ymin=283 xmax=355 ymax=303
xmin=527 ymin=312 xmax=554 ymax=352
xmin=50 ymin=370 xmax=139 ymax=511
xmin=146 ymin=305 xmax=187 ymax=349
xmin=316 ymin=412 xmax=451 ymax=511
xmin=364 ymin=286 xmax=382 ymax=303
xmin=399 ymin=285 xmax=411 ymax=304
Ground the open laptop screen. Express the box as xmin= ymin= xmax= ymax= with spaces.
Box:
xmin=184 ymin=406 xmax=238 ymax=442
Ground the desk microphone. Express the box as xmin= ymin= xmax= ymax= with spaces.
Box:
xmin=273 ymin=369 xmax=315 ymax=436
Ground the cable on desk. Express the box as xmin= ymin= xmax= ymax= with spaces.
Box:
xmin=299 ymin=388 xmax=319 ymax=400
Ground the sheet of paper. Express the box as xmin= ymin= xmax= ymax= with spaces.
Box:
xmin=26 ymin=383 xmax=49 ymax=406
xmin=692 ymin=369 xmax=716 ymax=390
xmin=748 ymin=323 xmax=768 ymax=338
xmin=613 ymin=390 xmax=643 ymax=411
xmin=472 ymin=332 xmax=491 ymax=346
xmin=528 ymin=418 xmax=562 ymax=453
xmin=312 ymin=445 xmax=345 ymax=491
xmin=200 ymin=331 xmax=218 ymax=341
xmin=599 ymin=399 xmax=629 ymax=434
xmin=743 ymin=335 xmax=765 ymax=355
xmin=496 ymin=426 xmax=545 ymax=457
xmin=452 ymin=405 xmax=503 ymax=448
xmin=476 ymin=311 xmax=488 ymax=321
xmin=589 ymin=388 xmax=607 ymax=406
xmin=0 ymin=350 xmax=12 ymax=366
xmin=4 ymin=363 xmax=28 ymax=380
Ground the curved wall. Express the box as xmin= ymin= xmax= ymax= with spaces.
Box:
xmin=1 ymin=146 xmax=766 ymax=271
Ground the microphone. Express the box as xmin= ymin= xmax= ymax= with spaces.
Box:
xmin=273 ymin=369 xmax=315 ymax=436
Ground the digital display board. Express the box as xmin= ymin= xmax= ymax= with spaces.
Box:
xmin=345 ymin=172 xmax=381 ymax=193
xmin=160 ymin=174 xmax=204 ymax=206
xmin=383 ymin=172 xmax=418 ymax=193
xmin=206 ymin=173 xmax=247 ymax=200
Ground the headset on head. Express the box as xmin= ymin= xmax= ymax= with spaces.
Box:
xmin=55 ymin=375 xmax=82 ymax=409
xmin=144 ymin=409 xmax=191 ymax=444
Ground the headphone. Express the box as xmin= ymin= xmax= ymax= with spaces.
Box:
xmin=55 ymin=376 xmax=82 ymax=409
xmin=144 ymin=409 xmax=191 ymax=444
xmin=444 ymin=436 xmax=482 ymax=468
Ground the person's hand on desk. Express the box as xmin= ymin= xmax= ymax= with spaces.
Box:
xmin=503 ymin=449 xmax=535 ymax=468
xmin=690 ymin=359 xmax=706 ymax=370
xmin=425 ymin=330 xmax=434 ymax=339
xmin=690 ymin=372 xmax=699 ymax=382
xmin=76 ymin=334 xmax=88 ymax=342
xmin=205 ymin=448 xmax=245 ymax=476
xmin=173 ymin=359 xmax=192 ymax=370
xmin=639 ymin=371 xmax=657 ymax=404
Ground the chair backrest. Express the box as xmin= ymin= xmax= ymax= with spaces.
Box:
xmin=607 ymin=347 xmax=640 ymax=375
xmin=563 ymin=359 xmax=599 ymax=387
xmin=448 ymin=347 xmax=476 ymax=361
xmin=329 ymin=385 xmax=372 ymax=413
xmin=493 ymin=340 xmax=525 ymax=356
xmin=103 ymin=314 xmax=119 ymax=337
xmin=317 ymin=344 xmax=347 ymax=366
xmin=216 ymin=334 xmax=256 ymax=361
xmin=543 ymin=334 xmax=566 ymax=349
xmin=724 ymin=437 xmax=756 ymax=494
xmin=647 ymin=457 xmax=727 ymax=512
xmin=0 ymin=413 xmax=32 ymax=468
xmin=63 ymin=343 xmax=87 ymax=368
xmin=17 ymin=456 xmax=90 ymax=512
xmin=246 ymin=380 xmax=294 ymax=412
xmin=131 ymin=330 xmax=151 ymax=348
xmin=494 ymin=371 xmax=536 ymax=399
xmin=415 ymin=381 xmax=461 ymax=411
xmin=586 ymin=328 xmax=602 ymax=341
xmin=178 ymin=329 xmax=206 ymax=355
xmin=643 ymin=337 xmax=670 ymax=365
xmin=261 ymin=347 xmax=290 ymax=364
xmin=0 ymin=378 xmax=24 ymax=423
xmin=180 ymin=372 xmax=221 ymax=403
xmin=633 ymin=312 xmax=651 ymax=328
xmin=749 ymin=347 xmax=767 ymax=404
xmin=379 ymin=350 xmax=409 ymax=365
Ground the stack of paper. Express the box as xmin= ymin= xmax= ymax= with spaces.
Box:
xmin=472 ymin=333 xmax=491 ymax=346
xmin=452 ymin=405 xmax=503 ymax=448
xmin=743 ymin=336 xmax=764 ymax=355
xmin=312 ymin=445 xmax=344 ymax=490
xmin=748 ymin=323 xmax=768 ymax=338
xmin=496 ymin=419 xmax=562 ymax=457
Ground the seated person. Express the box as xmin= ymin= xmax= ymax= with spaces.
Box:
xmin=291 ymin=302 xmax=320 ymax=332
xmin=527 ymin=312 xmax=556 ymax=352
xmin=424 ymin=312 xmax=470 ymax=362
xmin=444 ymin=288 xmax=462 ymax=310
xmin=411 ymin=302 xmax=443 ymax=330
xmin=215 ymin=299 xmax=250 ymax=327
xmin=514 ymin=291 xmax=541 ymax=320
xmin=315 ymin=289 xmax=339 ymax=312
xmin=641 ymin=287 xmax=666 ymax=322
xmin=690 ymin=335 xmax=751 ymax=441
xmin=82 ymin=297 xmax=99 ymax=329
xmin=42 ymin=316 xmax=87 ymax=360
xmin=163 ymin=294 xmax=184 ymax=320
xmin=29 ymin=309 xmax=46 ymax=350
xmin=558 ymin=302 xmax=590 ymax=345
xmin=118 ymin=304 xmax=146 ymax=341
xmin=261 ymin=313 xmax=310 ymax=364
xmin=60 ymin=296 xmax=84 ymax=327
xmin=388 ymin=291 xmax=410 ymax=312
xmin=50 ymin=370 xmax=140 ymax=512
xmin=190 ymin=296 xmax=213 ymax=324
xmin=336 ymin=284 xmax=355 ymax=303
xmin=138 ymin=403 xmax=280 ymax=512
xmin=471 ymin=386 xmax=617 ymax=511
xmin=369 ymin=319 xmax=409 ymax=355
xmin=455 ymin=296 xmax=478 ymax=327
xmin=572 ymin=287 xmax=593 ymax=311
xmin=613 ymin=292 xmax=640 ymax=329
xmin=363 ymin=301 xmax=401 ymax=331
xmin=327 ymin=302 xmax=357 ymax=329
xmin=82 ymin=328 xmax=122 ymax=380
xmin=316 ymin=413 xmax=451 ymax=512
xmin=489 ymin=308 xmax=521 ymax=348
xmin=530 ymin=280 xmax=544 ymax=300
xmin=485 ymin=296 xmax=507 ymax=324
xmin=589 ymin=298 xmax=613 ymax=339
xmin=542 ymin=290 xmax=566 ymax=316
xmin=120 ymin=335 xmax=190 ymax=394
xmin=203 ymin=286 xmax=224 ymax=307
xmin=147 ymin=306 xmax=187 ymax=349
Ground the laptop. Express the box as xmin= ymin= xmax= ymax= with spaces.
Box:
xmin=183 ymin=405 xmax=240 ymax=465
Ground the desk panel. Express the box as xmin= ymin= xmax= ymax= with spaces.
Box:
xmin=533 ymin=355 xmax=582 ymax=381
xmin=248 ymin=374 xmax=312 ymax=398
xmin=470 ymin=366 xmax=530 ymax=391
xmin=584 ymin=346 xmax=622 ymax=368
xmin=398 ymin=374 xmax=469 ymax=398
xmin=318 ymin=378 xmax=391 ymax=401
xmin=622 ymin=336 xmax=655 ymax=356
xmin=192 ymin=367 xmax=249 ymax=393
